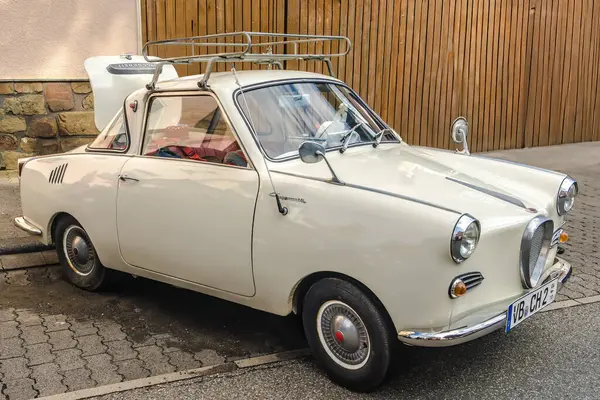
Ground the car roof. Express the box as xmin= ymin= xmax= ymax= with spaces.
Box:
xmin=152 ymin=69 xmax=343 ymax=91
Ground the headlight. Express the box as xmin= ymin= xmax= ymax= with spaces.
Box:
xmin=557 ymin=176 xmax=578 ymax=215
xmin=451 ymin=214 xmax=481 ymax=263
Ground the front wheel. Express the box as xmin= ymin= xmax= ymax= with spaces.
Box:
xmin=302 ymin=278 xmax=394 ymax=392
xmin=54 ymin=216 xmax=108 ymax=291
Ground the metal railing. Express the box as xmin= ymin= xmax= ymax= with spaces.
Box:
xmin=141 ymin=32 xmax=352 ymax=89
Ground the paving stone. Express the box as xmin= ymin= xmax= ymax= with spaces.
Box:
xmin=25 ymin=342 xmax=55 ymax=366
xmin=0 ymin=308 xmax=16 ymax=322
xmin=167 ymin=350 xmax=202 ymax=370
xmin=131 ymin=335 xmax=157 ymax=348
xmin=54 ymin=348 xmax=85 ymax=371
xmin=0 ymin=320 xmax=19 ymax=339
xmin=105 ymin=339 xmax=137 ymax=361
xmin=136 ymin=345 xmax=175 ymax=375
xmin=0 ymin=336 xmax=25 ymax=359
xmin=85 ymin=353 xmax=122 ymax=385
xmin=15 ymin=309 xmax=41 ymax=327
xmin=31 ymin=362 xmax=67 ymax=396
xmin=2 ymin=377 xmax=37 ymax=400
xmin=77 ymin=334 xmax=107 ymax=356
xmin=0 ymin=357 xmax=31 ymax=380
xmin=116 ymin=358 xmax=150 ymax=381
xmin=95 ymin=321 xmax=126 ymax=342
xmin=5 ymin=270 xmax=30 ymax=286
xmin=69 ymin=319 xmax=98 ymax=337
xmin=21 ymin=325 xmax=49 ymax=345
xmin=43 ymin=314 xmax=70 ymax=332
xmin=194 ymin=349 xmax=225 ymax=366
xmin=62 ymin=367 xmax=96 ymax=391
xmin=47 ymin=330 xmax=76 ymax=351
xmin=155 ymin=334 xmax=182 ymax=353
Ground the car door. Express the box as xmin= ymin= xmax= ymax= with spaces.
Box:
xmin=116 ymin=93 xmax=259 ymax=296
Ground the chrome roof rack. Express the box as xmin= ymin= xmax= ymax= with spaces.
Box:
xmin=142 ymin=32 xmax=352 ymax=90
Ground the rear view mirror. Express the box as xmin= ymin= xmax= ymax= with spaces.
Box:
xmin=298 ymin=141 xmax=343 ymax=184
xmin=298 ymin=141 xmax=326 ymax=164
xmin=451 ymin=117 xmax=470 ymax=155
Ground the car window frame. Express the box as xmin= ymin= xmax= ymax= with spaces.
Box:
xmin=85 ymin=100 xmax=131 ymax=154
xmin=139 ymin=91 xmax=254 ymax=170
xmin=233 ymin=78 xmax=401 ymax=163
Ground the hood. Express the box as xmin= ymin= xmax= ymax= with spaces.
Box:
xmin=271 ymin=143 xmax=565 ymax=222
xmin=84 ymin=55 xmax=178 ymax=131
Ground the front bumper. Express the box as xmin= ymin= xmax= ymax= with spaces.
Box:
xmin=397 ymin=257 xmax=572 ymax=347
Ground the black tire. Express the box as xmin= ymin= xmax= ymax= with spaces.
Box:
xmin=54 ymin=216 xmax=108 ymax=291
xmin=302 ymin=278 xmax=394 ymax=392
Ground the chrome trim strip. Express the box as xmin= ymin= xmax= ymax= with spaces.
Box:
xmin=399 ymin=258 xmax=572 ymax=348
xmin=271 ymin=170 xmax=462 ymax=214
xmin=14 ymin=217 xmax=42 ymax=236
xmin=446 ymin=176 xmax=526 ymax=209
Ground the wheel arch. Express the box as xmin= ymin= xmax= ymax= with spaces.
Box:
xmin=291 ymin=271 xmax=398 ymax=332
xmin=49 ymin=212 xmax=80 ymax=244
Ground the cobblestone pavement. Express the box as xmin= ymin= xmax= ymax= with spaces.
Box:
xmin=554 ymin=167 xmax=600 ymax=302
xmin=0 ymin=267 xmax=305 ymax=399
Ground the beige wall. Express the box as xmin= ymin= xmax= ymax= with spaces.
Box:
xmin=0 ymin=0 xmax=140 ymax=80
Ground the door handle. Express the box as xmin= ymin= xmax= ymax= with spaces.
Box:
xmin=119 ymin=175 xmax=139 ymax=182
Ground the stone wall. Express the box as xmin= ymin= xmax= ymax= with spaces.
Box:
xmin=0 ymin=81 xmax=98 ymax=170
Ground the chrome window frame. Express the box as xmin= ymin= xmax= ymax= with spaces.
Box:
xmin=232 ymin=78 xmax=402 ymax=163
xmin=138 ymin=90 xmax=255 ymax=170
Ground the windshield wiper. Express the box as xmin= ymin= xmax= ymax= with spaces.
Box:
xmin=340 ymin=121 xmax=365 ymax=153
xmin=372 ymin=128 xmax=394 ymax=147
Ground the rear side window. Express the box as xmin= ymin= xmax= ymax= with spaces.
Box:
xmin=88 ymin=111 xmax=128 ymax=151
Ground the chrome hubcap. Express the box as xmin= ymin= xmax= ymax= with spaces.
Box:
xmin=316 ymin=300 xmax=370 ymax=370
xmin=63 ymin=226 xmax=95 ymax=276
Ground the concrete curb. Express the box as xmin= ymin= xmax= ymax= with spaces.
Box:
xmin=0 ymin=237 xmax=54 ymax=256
xmin=0 ymin=249 xmax=58 ymax=270
xmin=38 ymin=349 xmax=311 ymax=400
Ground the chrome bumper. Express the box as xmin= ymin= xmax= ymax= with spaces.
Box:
xmin=14 ymin=217 xmax=42 ymax=236
xmin=397 ymin=258 xmax=572 ymax=348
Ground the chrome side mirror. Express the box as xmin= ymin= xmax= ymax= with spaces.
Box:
xmin=451 ymin=117 xmax=470 ymax=155
xmin=298 ymin=141 xmax=343 ymax=184
xmin=298 ymin=141 xmax=325 ymax=164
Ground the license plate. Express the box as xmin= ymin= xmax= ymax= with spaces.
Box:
xmin=505 ymin=278 xmax=558 ymax=333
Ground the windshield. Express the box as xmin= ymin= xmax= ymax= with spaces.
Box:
xmin=238 ymin=82 xmax=399 ymax=160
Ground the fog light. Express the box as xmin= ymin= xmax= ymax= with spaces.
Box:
xmin=449 ymin=279 xmax=467 ymax=299
xmin=560 ymin=232 xmax=569 ymax=243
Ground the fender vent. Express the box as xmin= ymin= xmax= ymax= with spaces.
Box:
xmin=49 ymin=163 xmax=68 ymax=184
xmin=460 ymin=272 xmax=485 ymax=291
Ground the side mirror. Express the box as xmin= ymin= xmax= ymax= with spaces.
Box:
xmin=451 ymin=117 xmax=470 ymax=155
xmin=299 ymin=141 xmax=326 ymax=164
xmin=298 ymin=141 xmax=343 ymax=184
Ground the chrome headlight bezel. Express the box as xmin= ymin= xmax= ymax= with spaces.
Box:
xmin=450 ymin=214 xmax=481 ymax=264
xmin=557 ymin=176 xmax=578 ymax=216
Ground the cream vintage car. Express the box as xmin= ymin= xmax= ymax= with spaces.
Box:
xmin=15 ymin=33 xmax=577 ymax=392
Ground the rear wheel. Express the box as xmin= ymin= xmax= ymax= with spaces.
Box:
xmin=54 ymin=216 xmax=108 ymax=291
xmin=302 ymin=278 xmax=394 ymax=392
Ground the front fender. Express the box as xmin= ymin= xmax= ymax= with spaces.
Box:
xmin=251 ymin=172 xmax=463 ymax=332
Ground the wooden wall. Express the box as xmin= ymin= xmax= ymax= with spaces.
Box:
xmin=141 ymin=0 xmax=600 ymax=152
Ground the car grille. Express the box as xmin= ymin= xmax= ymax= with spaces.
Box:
xmin=529 ymin=225 xmax=545 ymax=273
xmin=460 ymin=272 xmax=485 ymax=291
xmin=520 ymin=217 xmax=553 ymax=288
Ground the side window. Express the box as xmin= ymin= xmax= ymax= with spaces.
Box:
xmin=88 ymin=111 xmax=128 ymax=151
xmin=142 ymin=95 xmax=248 ymax=167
